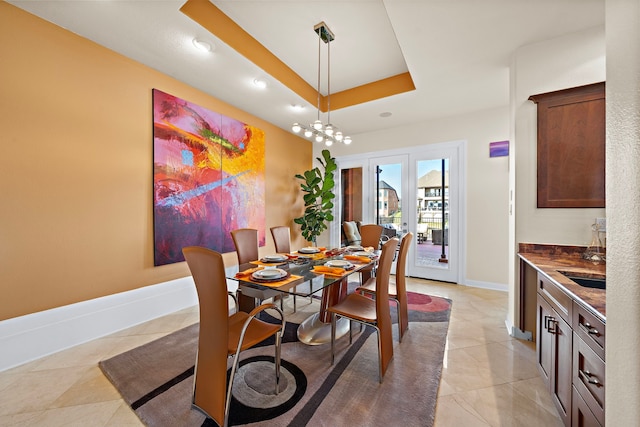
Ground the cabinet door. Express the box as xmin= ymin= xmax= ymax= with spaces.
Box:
xmin=537 ymin=295 xmax=554 ymax=387
xmin=529 ymin=82 xmax=605 ymax=208
xmin=552 ymin=312 xmax=573 ymax=427
xmin=538 ymin=294 xmax=572 ymax=427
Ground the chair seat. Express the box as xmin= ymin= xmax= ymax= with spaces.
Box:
xmin=327 ymin=293 xmax=377 ymax=323
xmin=357 ymin=277 xmax=398 ymax=299
xmin=228 ymin=312 xmax=281 ymax=353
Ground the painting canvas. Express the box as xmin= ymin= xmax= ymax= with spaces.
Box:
xmin=153 ymin=89 xmax=265 ymax=266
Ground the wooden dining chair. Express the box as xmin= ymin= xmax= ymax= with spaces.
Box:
xmin=327 ymin=237 xmax=399 ymax=383
xmin=357 ymin=232 xmax=413 ymax=342
xmin=270 ymin=225 xmax=306 ymax=312
xmin=360 ymin=223 xmax=384 ymax=249
xmin=231 ymin=228 xmax=283 ymax=310
xmin=270 ymin=226 xmax=291 ymax=254
xmin=182 ymin=246 xmax=285 ymax=427
xmin=357 ymin=224 xmax=384 ymax=283
xmin=230 ymin=228 xmax=259 ymax=264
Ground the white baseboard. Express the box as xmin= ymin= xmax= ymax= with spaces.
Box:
xmin=505 ymin=318 xmax=533 ymax=341
xmin=462 ymin=279 xmax=508 ymax=292
xmin=0 ymin=277 xmax=198 ymax=372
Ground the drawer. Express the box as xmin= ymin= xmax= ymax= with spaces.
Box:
xmin=572 ymin=386 xmax=602 ymax=427
xmin=573 ymin=333 xmax=605 ymax=426
xmin=573 ymin=301 xmax=605 ymax=361
xmin=538 ymin=272 xmax=572 ymax=324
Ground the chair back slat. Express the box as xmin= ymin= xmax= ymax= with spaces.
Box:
xmin=231 ymin=228 xmax=259 ymax=264
xmin=375 ymin=238 xmax=399 ymax=375
xmin=270 ymin=226 xmax=291 ymax=253
xmin=182 ymin=246 xmax=229 ymax=426
xmin=360 ymin=224 xmax=384 ymax=249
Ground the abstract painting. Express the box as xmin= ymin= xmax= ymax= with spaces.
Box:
xmin=153 ymin=89 xmax=265 ymax=266
xmin=489 ymin=140 xmax=509 ymax=158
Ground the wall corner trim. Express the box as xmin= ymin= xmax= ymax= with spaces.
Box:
xmin=0 ymin=277 xmax=198 ymax=372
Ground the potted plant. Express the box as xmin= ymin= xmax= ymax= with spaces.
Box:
xmin=294 ymin=149 xmax=337 ymax=245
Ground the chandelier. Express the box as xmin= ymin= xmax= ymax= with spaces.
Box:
xmin=292 ymin=22 xmax=352 ymax=146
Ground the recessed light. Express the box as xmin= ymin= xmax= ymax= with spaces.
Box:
xmin=253 ymin=78 xmax=267 ymax=89
xmin=380 ymin=112 xmax=392 ymax=118
xmin=192 ymin=38 xmax=213 ymax=52
xmin=291 ymin=104 xmax=304 ymax=112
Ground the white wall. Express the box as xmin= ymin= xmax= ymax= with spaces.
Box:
xmin=508 ymin=26 xmax=606 ymax=328
xmin=513 ymin=26 xmax=606 ymax=246
xmin=605 ymin=0 xmax=640 ymax=423
xmin=324 ymin=106 xmax=510 ymax=286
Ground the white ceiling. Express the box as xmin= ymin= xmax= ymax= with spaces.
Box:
xmin=9 ymin=0 xmax=605 ymax=139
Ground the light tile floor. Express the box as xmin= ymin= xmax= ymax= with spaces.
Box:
xmin=0 ymin=278 xmax=562 ymax=426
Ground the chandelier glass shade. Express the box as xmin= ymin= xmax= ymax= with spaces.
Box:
xmin=292 ymin=22 xmax=352 ymax=146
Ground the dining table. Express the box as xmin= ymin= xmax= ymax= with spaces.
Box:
xmin=229 ymin=246 xmax=378 ymax=345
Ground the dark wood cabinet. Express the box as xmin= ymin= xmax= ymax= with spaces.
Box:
xmin=537 ymin=290 xmax=573 ymax=426
xmin=529 ymin=82 xmax=605 ymax=208
xmin=535 ymin=272 xmax=606 ymax=426
xmin=572 ymin=302 xmax=605 ymax=426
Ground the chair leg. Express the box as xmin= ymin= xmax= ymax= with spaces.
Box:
xmin=395 ymin=299 xmax=402 ymax=343
xmin=330 ymin=313 xmax=336 ymax=365
xmin=274 ymin=330 xmax=282 ymax=395
xmin=374 ymin=325 xmax=383 ymax=384
xmin=225 ymin=351 xmax=243 ymax=427
xmin=348 ymin=319 xmax=353 ymax=344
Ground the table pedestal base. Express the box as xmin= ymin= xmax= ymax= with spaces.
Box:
xmin=297 ymin=312 xmax=350 ymax=345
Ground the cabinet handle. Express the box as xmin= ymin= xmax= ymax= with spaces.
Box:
xmin=546 ymin=316 xmax=556 ymax=334
xmin=579 ymin=322 xmax=599 ymax=336
xmin=579 ymin=369 xmax=602 ymax=387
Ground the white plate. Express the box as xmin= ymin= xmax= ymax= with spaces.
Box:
xmin=262 ymin=254 xmax=288 ymax=262
xmin=353 ymin=251 xmax=373 ymax=257
xmin=252 ymin=268 xmax=286 ymax=280
xmin=325 ymin=260 xmax=353 ymax=269
xmin=298 ymin=247 xmax=320 ymax=254
xmin=346 ymin=245 xmax=364 ymax=251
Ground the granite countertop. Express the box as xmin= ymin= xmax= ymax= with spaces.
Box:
xmin=518 ymin=243 xmax=606 ymax=321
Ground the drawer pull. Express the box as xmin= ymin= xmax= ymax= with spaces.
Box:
xmin=579 ymin=370 xmax=602 ymax=387
xmin=579 ymin=322 xmax=599 ymax=336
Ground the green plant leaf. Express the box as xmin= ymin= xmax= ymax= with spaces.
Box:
xmin=294 ymin=149 xmax=337 ymax=243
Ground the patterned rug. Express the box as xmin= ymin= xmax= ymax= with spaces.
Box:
xmin=99 ymin=292 xmax=451 ymax=426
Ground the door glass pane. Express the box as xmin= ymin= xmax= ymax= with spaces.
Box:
xmin=416 ymin=158 xmax=449 ymax=267
xmin=376 ymin=163 xmax=403 ymax=241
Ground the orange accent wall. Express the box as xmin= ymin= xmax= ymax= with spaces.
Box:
xmin=0 ymin=3 xmax=311 ymax=321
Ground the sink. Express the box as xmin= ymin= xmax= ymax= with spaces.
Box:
xmin=559 ymin=271 xmax=606 ymax=290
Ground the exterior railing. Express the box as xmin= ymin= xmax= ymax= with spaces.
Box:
xmin=379 ymin=210 xmax=449 ymax=242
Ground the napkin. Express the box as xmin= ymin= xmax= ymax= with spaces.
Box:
xmin=235 ymin=267 xmax=262 ymax=279
xmin=312 ymin=265 xmax=346 ymax=276
xmin=344 ymin=255 xmax=373 ymax=263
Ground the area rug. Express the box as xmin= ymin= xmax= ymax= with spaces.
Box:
xmin=99 ymin=292 xmax=451 ymax=427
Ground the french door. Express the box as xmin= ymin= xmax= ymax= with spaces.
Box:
xmin=337 ymin=141 xmax=465 ymax=283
